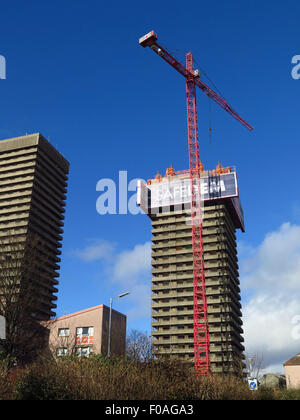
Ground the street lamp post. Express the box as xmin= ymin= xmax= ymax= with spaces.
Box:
xmin=107 ymin=292 xmax=130 ymax=357
xmin=0 ymin=315 xmax=5 ymax=340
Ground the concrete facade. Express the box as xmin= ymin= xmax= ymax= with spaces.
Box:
xmin=47 ymin=305 xmax=127 ymax=357
xmin=143 ymin=165 xmax=245 ymax=374
xmin=0 ymin=133 xmax=69 ymax=320
xmin=260 ymin=373 xmax=286 ymax=389
xmin=284 ymin=353 xmax=300 ymax=389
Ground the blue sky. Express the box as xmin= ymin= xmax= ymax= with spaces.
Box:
xmin=1 ymin=0 xmax=300 ymax=371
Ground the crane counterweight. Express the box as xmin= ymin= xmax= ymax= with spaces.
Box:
xmin=139 ymin=30 xmax=158 ymax=48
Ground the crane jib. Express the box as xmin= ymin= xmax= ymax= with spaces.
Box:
xmin=145 ymin=38 xmax=253 ymax=131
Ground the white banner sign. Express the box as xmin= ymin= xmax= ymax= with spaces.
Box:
xmin=143 ymin=172 xmax=238 ymax=209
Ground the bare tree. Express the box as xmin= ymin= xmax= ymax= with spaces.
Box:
xmin=0 ymin=233 xmax=51 ymax=364
xmin=46 ymin=322 xmax=78 ymax=358
xmin=126 ymin=329 xmax=153 ymax=362
xmin=245 ymin=352 xmax=265 ymax=379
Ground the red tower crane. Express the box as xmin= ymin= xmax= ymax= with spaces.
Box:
xmin=139 ymin=30 xmax=253 ymax=375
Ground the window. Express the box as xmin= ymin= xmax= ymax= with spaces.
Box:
xmin=76 ymin=327 xmax=94 ymax=337
xmin=76 ymin=327 xmax=94 ymax=345
xmin=57 ymin=348 xmax=68 ymax=356
xmin=58 ymin=328 xmax=69 ymax=337
xmin=76 ymin=347 xmax=92 ymax=357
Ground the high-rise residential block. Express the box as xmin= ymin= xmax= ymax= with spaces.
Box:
xmin=138 ymin=162 xmax=245 ymax=373
xmin=0 ymin=133 xmax=69 ymax=320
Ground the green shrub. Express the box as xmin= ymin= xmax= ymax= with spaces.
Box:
xmin=1 ymin=354 xmax=299 ymax=400
xmin=273 ymin=388 xmax=300 ymax=400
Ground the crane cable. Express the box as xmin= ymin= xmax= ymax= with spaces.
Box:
xmin=193 ymin=57 xmax=226 ymax=145
xmin=167 ymin=52 xmax=217 ymax=144
xmin=208 ymin=97 xmax=212 ymax=144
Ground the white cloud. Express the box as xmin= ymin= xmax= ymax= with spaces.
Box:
xmin=241 ymin=222 xmax=300 ymax=291
xmin=70 ymin=240 xmax=152 ymax=323
xmin=70 ymin=240 xmax=115 ymax=262
xmin=113 ymin=242 xmax=151 ymax=284
xmin=111 ymin=242 xmax=152 ymax=322
xmin=261 ymin=364 xmax=285 ymax=376
xmin=243 ymin=295 xmax=300 ymax=372
xmin=240 ymin=222 xmax=300 ymax=373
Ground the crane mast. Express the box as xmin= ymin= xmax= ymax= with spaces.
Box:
xmin=139 ymin=30 xmax=252 ymax=375
xmin=186 ymin=51 xmax=210 ymax=373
